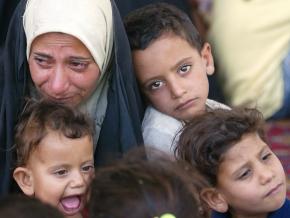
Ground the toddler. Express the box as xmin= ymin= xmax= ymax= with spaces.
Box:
xmin=13 ymin=100 xmax=95 ymax=218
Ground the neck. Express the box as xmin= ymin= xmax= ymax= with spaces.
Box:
xmin=231 ymin=212 xmax=267 ymax=218
xmin=65 ymin=212 xmax=83 ymax=218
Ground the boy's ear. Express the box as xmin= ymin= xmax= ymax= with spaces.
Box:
xmin=201 ymin=42 xmax=215 ymax=76
xmin=13 ymin=167 xmax=34 ymax=196
xmin=200 ymin=187 xmax=229 ymax=213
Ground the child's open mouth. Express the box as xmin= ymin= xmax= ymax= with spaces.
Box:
xmin=60 ymin=195 xmax=82 ymax=215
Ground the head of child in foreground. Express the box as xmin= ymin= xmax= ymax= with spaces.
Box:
xmin=89 ymin=149 xmax=210 ymax=218
xmin=124 ymin=3 xmax=214 ymax=121
xmin=175 ymin=108 xmax=287 ymax=217
xmin=0 ymin=194 xmax=64 ymax=218
xmin=13 ymin=99 xmax=95 ymax=217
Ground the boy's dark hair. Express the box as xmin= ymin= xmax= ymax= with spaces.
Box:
xmin=0 ymin=194 xmax=64 ymax=218
xmin=175 ymin=108 xmax=266 ymax=186
xmin=124 ymin=3 xmax=202 ymax=51
xmin=89 ymin=148 xmax=210 ymax=218
xmin=14 ymin=99 xmax=94 ymax=166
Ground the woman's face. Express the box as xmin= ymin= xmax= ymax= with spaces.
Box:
xmin=29 ymin=32 xmax=101 ymax=106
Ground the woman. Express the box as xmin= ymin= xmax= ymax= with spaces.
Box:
xmin=0 ymin=0 xmax=144 ymax=196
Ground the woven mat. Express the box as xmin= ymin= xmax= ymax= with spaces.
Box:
xmin=265 ymin=120 xmax=290 ymax=198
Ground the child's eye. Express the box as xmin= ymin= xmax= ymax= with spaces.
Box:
xmin=178 ymin=64 xmax=191 ymax=75
xmin=262 ymin=152 xmax=272 ymax=161
xmin=54 ymin=169 xmax=68 ymax=177
xmin=82 ymin=164 xmax=94 ymax=173
xmin=238 ymin=169 xmax=251 ymax=180
xmin=148 ymin=80 xmax=164 ymax=90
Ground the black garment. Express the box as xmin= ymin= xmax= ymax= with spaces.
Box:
xmin=0 ymin=0 xmax=20 ymax=55
xmin=115 ymin=0 xmax=191 ymax=18
xmin=0 ymin=0 xmax=144 ymax=196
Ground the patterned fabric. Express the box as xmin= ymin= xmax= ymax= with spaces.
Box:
xmin=265 ymin=120 xmax=290 ymax=198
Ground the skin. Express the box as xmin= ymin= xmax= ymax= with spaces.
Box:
xmin=28 ymin=32 xmax=101 ymax=107
xmin=21 ymin=131 xmax=94 ymax=218
xmin=132 ymin=33 xmax=214 ymax=121
xmin=217 ymin=133 xmax=286 ymax=218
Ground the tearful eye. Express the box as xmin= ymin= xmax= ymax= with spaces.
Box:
xmin=69 ymin=61 xmax=89 ymax=71
xmin=34 ymin=56 xmax=51 ymax=68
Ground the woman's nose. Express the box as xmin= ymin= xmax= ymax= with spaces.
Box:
xmin=49 ymin=66 xmax=69 ymax=95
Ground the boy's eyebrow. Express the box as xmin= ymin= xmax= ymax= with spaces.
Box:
xmin=258 ymin=144 xmax=271 ymax=156
xmin=231 ymin=144 xmax=269 ymax=177
xmin=170 ymin=56 xmax=192 ymax=71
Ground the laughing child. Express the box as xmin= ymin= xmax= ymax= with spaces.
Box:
xmin=13 ymin=99 xmax=95 ymax=218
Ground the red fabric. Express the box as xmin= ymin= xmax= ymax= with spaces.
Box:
xmin=265 ymin=120 xmax=290 ymax=198
xmin=81 ymin=207 xmax=89 ymax=218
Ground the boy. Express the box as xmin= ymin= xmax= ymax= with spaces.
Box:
xmin=13 ymin=100 xmax=95 ymax=218
xmin=176 ymin=108 xmax=290 ymax=218
xmin=124 ymin=3 xmax=228 ymax=155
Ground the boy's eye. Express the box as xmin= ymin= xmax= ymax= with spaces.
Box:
xmin=261 ymin=152 xmax=272 ymax=161
xmin=238 ymin=169 xmax=251 ymax=180
xmin=54 ymin=169 xmax=68 ymax=177
xmin=178 ymin=64 xmax=191 ymax=75
xmin=148 ymin=80 xmax=164 ymax=90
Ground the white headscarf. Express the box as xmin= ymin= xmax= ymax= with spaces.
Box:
xmin=23 ymin=0 xmax=114 ymax=146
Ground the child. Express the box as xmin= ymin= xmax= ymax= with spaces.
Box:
xmin=176 ymin=108 xmax=290 ymax=218
xmin=89 ymin=148 xmax=210 ymax=218
xmin=13 ymin=99 xmax=95 ymax=218
xmin=0 ymin=194 xmax=64 ymax=218
xmin=124 ymin=3 xmax=228 ymax=155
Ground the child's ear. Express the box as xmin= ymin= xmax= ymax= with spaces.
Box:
xmin=13 ymin=167 xmax=34 ymax=196
xmin=200 ymin=187 xmax=228 ymax=213
xmin=201 ymin=42 xmax=215 ymax=76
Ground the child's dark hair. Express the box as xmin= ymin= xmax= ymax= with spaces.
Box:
xmin=175 ymin=107 xmax=266 ymax=186
xmin=0 ymin=194 xmax=64 ymax=218
xmin=124 ymin=3 xmax=203 ymax=52
xmin=89 ymin=148 xmax=210 ymax=218
xmin=14 ymin=99 xmax=94 ymax=166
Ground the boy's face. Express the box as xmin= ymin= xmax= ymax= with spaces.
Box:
xmin=132 ymin=34 xmax=214 ymax=121
xmin=217 ymin=133 xmax=286 ymax=217
xmin=21 ymin=131 xmax=94 ymax=217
